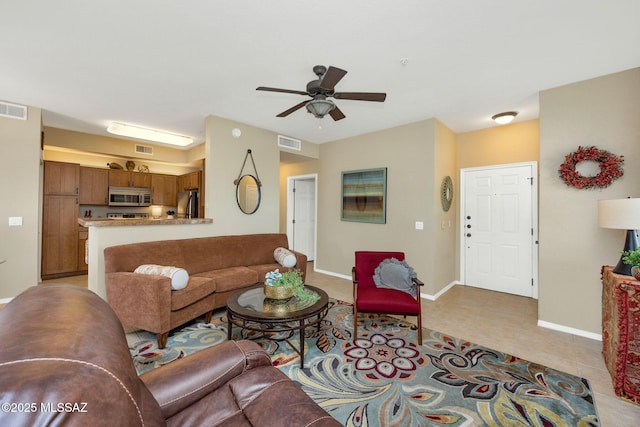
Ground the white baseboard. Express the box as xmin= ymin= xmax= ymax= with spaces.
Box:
xmin=312 ymin=265 xmax=457 ymax=302
xmin=421 ymin=281 xmax=459 ymax=301
xmin=0 ymin=297 xmax=13 ymax=305
xmin=537 ymin=320 xmax=602 ymax=341
xmin=312 ymin=267 xmax=351 ymax=281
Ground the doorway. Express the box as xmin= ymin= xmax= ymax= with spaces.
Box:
xmin=286 ymin=174 xmax=317 ymax=261
xmin=460 ymin=162 xmax=538 ymax=298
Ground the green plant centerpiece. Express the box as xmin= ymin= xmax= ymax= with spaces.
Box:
xmin=622 ymin=248 xmax=640 ymax=280
xmin=264 ymin=268 xmax=319 ymax=304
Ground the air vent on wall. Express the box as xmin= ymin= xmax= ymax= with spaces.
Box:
xmin=135 ymin=144 xmax=154 ymax=155
xmin=277 ymin=135 xmax=301 ymax=151
xmin=0 ymin=101 xmax=27 ymax=120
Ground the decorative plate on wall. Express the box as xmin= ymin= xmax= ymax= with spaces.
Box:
xmin=441 ymin=176 xmax=453 ymax=212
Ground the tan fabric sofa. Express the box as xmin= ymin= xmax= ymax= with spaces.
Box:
xmin=0 ymin=285 xmax=340 ymax=426
xmin=104 ymin=233 xmax=306 ymax=348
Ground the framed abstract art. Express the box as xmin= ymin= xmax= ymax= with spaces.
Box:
xmin=341 ymin=168 xmax=387 ymax=224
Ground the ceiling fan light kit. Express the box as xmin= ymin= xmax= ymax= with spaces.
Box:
xmin=306 ymin=98 xmax=335 ymax=118
xmin=257 ymin=65 xmax=387 ymax=121
xmin=491 ymin=111 xmax=518 ymax=125
xmin=107 ymin=122 xmax=193 ymax=146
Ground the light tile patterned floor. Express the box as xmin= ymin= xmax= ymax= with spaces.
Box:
xmin=41 ymin=265 xmax=640 ymax=426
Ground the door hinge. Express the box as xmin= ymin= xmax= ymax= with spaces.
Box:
xmin=532 ymin=278 xmax=534 ymax=287
xmin=527 ymin=177 xmax=534 ymax=185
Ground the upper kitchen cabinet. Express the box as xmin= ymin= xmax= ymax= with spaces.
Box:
xmin=44 ymin=161 xmax=79 ymax=195
xmin=178 ymin=171 xmax=201 ymax=191
xmin=80 ymin=166 xmax=109 ymax=205
xmin=109 ymin=169 xmax=152 ymax=188
xmin=151 ymin=174 xmax=177 ymax=206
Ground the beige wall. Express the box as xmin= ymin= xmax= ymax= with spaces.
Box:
xmin=0 ymin=106 xmax=42 ymax=299
xmin=288 ymin=118 xmax=458 ymax=296
xmin=457 ymin=119 xmax=540 ymax=170
xmin=204 ymin=115 xmax=282 ymax=234
xmin=43 ymin=127 xmax=202 ymax=175
xmin=539 ymin=68 xmax=640 ymax=334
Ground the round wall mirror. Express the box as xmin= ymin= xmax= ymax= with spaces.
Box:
xmin=441 ymin=176 xmax=453 ymax=212
xmin=236 ymin=174 xmax=261 ymax=214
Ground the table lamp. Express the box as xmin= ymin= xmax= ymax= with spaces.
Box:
xmin=598 ymin=198 xmax=640 ymax=275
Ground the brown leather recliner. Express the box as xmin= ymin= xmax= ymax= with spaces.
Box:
xmin=0 ymin=285 xmax=340 ymax=426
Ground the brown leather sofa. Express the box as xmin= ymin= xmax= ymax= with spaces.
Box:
xmin=104 ymin=233 xmax=306 ymax=348
xmin=0 ymin=285 xmax=340 ymax=426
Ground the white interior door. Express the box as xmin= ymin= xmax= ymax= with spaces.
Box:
xmin=287 ymin=176 xmax=316 ymax=261
xmin=461 ymin=163 xmax=537 ymax=298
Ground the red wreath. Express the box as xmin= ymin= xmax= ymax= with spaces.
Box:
xmin=558 ymin=146 xmax=624 ymax=189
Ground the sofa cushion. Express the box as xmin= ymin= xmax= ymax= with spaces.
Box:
xmin=194 ymin=267 xmax=258 ymax=293
xmin=274 ymin=247 xmax=297 ymax=268
xmin=135 ymin=264 xmax=189 ymax=290
xmin=171 ymin=276 xmax=217 ymax=311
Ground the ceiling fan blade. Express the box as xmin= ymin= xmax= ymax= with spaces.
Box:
xmin=256 ymin=86 xmax=308 ymax=96
xmin=333 ymin=92 xmax=387 ymax=102
xmin=319 ymin=66 xmax=347 ymax=91
xmin=276 ymin=100 xmax=309 ymax=117
xmin=329 ymin=106 xmax=346 ymax=121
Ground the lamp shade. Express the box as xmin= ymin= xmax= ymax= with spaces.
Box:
xmin=598 ymin=198 xmax=640 ymax=230
xmin=306 ymin=99 xmax=335 ymax=118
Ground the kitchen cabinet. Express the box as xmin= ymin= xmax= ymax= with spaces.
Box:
xmin=151 ymin=174 xmax=177 ymax=206
xmin=80 ymin=166 xmax=109 ymax=205
xmin=78 ymin=226 xmax=88 ymax=272
xmin=42 ymin=195 xmax=79 ymax=277
xmin=44 ymin=161 xmax=79 ymax=195
xmin=178 ymin=171 xmax=201 ymax=191
xmin=109 ymin=169 xmax=152 ymax=188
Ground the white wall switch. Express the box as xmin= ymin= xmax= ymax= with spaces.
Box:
xmin=8 ymin=217 xmax=23 ymax=226
xmin=415 ymin=221 xmax=424 ymax=230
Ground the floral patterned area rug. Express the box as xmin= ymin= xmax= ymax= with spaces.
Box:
xmin=130 ymin=299 xmax=599 ymax=427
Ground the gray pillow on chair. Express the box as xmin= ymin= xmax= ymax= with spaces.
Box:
xmin=373 ymin=258 xmax=417 ymax=297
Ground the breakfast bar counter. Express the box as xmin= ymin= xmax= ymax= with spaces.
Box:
xmin=78 ymin=217 xmax=213 ymax=227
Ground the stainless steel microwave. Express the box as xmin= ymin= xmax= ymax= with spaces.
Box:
xmin=108 ymin=187 xmax=152 ymax=206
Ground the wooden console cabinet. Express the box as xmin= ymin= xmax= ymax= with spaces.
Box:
xmin=601 ymin=265 xmax=640 ymax=404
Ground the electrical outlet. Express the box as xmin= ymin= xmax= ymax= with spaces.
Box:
xmin=415 ymin=221 xmax=424 ymax=230
xmin=8 ymin=217 xmax=23 ymax=226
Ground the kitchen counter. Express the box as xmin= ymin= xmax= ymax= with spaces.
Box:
xmin=78 ymin=217 xmax=213 ymax=227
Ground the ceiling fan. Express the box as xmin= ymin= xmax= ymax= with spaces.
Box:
xmin=256 ymin=65 xmax=386 ymax=121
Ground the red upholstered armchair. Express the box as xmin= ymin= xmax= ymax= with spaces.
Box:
xmin=352 ymin=251 xmax=424 ymax=345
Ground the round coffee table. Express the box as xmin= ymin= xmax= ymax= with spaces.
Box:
xmin=226 ymin=284 xmax=329 ymax=368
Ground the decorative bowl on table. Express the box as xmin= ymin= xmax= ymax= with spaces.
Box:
xmin=264 ymin=284 xmax=295 ymax=300
xmin=264 ymin=269 xmax=303 ymax=300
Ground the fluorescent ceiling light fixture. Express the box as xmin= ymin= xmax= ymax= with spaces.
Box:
xmin=491 ymin=111 xmax=518 ymax=125
xmin=107 ymin=122 xmax=193 ymax=146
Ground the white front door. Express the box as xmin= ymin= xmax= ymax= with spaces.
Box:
xmin=461 ymin=163 xmax=537 ymax=298
xmin=287 ymin=176 xmax=316 ymax=261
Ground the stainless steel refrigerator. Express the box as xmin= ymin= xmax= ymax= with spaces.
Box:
xmin=178 ymin=190 xmax=199 ymax=218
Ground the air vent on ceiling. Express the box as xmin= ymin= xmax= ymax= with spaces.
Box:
xmin=0 ymin=101 xmax=27 ymax=120
xmin=135 ymin=144 xmax=154 ymax=155
xmin=277 ymin=135 xmax=301 ymax=151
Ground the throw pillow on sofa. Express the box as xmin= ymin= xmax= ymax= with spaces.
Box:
xmin=134 ymin=264 xmax=189 ymax=290
xmin=274 ymin=247 xmax=297 ymax=268
xmin=373 ymin=258 xmax=417 ymax=297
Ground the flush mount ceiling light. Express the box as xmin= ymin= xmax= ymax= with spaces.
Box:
xmin=491 ymin=111 xmax=518 ymax=125
xmin=107 ymin=122 xmax=193 ymax=147
xmin=305 ymin=97 xmax=336 ymax=119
